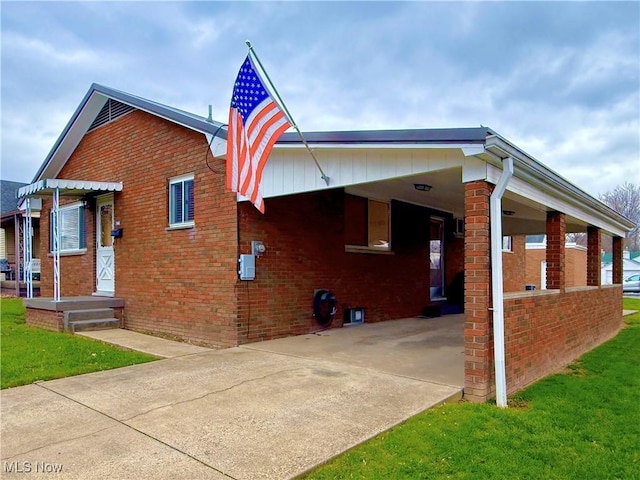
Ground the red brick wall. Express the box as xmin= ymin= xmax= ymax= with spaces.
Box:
xmin=566 ymin=248 xmax=587 ymax=287
xmin=38 ymin=110 xmax=239 ymax=347
xmin=525 ymin=248 xmax=545 ymax=290
xmin=504 ymin=286 xmax=622 ymax=393
xmin=25 ymin=309 xmax=64 ymax=332
xmin=524 ymin=247 xmax=586 ymax=289
xmin=546 ymin=212 xmax=566 ymax=290
xmin=502 ymin=235 xmax=525 ymax=292
xmin=463 ymin=181 xmax=494 ymax=402
xmin=236 ymin=190 xmax=432 ymax=343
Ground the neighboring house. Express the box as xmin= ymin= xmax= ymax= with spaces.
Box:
xmin=602 ymin=250 xmax=640 ymax=284
xmin=521 ymin=235 xmax=587 ymax=290
xmin=0 ymin=179 xmax=41 ymax=295
xmin=18 ymin=83 xmax=634 ymax=403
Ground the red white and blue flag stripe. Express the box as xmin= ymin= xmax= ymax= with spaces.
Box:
xmin=226 ymin=55 xmax=291 ymax=213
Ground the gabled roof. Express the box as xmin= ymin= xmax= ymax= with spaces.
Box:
xmin=1 ymin=180 xmax=27 ymax=216
xmin=28 ymin=84 xmax=635 ymax=237
xmin=32 ymin=83 xmax=227 ymax=182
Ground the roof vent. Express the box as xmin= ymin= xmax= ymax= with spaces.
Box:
xmin=88 ymin=99 xmax=134 ymax=132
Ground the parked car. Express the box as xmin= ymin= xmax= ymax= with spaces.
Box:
xmin=622 ymin=274 xmax=640 ymax=293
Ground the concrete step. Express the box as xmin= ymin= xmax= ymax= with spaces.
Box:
xmin=70 ymin=318 xmax=120 ymax=333
xmin=65 ymin=308 xmax=115 ymax=322
xmin=64 ymin=308 xmax=117 ymax=332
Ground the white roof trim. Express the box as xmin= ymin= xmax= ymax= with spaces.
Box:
xmin=274 ymin=142 xmax=483 ymax=151
xmin=18 ymin=179 xmax=123 ymax=198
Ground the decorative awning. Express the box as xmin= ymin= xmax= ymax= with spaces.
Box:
xmin=18 ymin=179 xmax=123 ymax=198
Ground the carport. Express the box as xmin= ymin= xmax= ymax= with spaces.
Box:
xmin=245 ymin=127 xmax=633 ymax=405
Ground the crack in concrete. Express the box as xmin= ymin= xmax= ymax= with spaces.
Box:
xmin=31 ymin=383 xmax=238 ymax=480
xmin=1 ymin=424 xmax=120 ymax=460
xmin=120 ymin=366 xmax=309 ymax=422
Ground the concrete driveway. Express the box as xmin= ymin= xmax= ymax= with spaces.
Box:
xmin=1 ymin=315 xmax=463 ymax=479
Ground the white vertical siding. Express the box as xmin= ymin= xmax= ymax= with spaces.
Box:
xmin=262 ymin=147 xmax=468 ymax=198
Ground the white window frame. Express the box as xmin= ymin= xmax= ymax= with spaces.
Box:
xmin=50 ymin=201 xmax=86 ymax=254
xmin=502 ymin=236 xmax=513 ymax=252
xmin=345 ymin=196 xmax=392 ymax=254
xmin=168 ymin=174 xmax=195 ymax=229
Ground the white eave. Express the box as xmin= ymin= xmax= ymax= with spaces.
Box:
xmin=484 ymin=134 xmax=635 ymax=237
xmin=274 ymin=142 xmax=485 ymax=155
xmin=18 ymin=179 xmax=123 ymax=198
xmin=31 ymin=83 xmax=226 ymax=183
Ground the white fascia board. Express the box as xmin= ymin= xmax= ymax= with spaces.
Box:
xmin=273 ymin=142 xmax=484 ymax=151
xmin=485 ymin=135 xmax=634 ymax=235
xmin=487 ymin=163 xmax=628 ymax=237
xmin=38 ymin=93 xmax=109 ymax=180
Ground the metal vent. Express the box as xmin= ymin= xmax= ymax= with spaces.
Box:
xmin=88 ymin=99 xmax=134 ymax=131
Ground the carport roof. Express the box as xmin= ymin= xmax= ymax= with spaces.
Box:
xmin=278 ymin=127 xmax=493 ymax=145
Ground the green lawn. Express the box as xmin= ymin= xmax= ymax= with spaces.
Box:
xmin=302 ymin=298 xmax=640 ymax=480
xmin=0 ymin=297 xmax=157 ymax=389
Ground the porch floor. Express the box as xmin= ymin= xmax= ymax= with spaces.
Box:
xmin=25 ymin=296 xmax=124 ymax=311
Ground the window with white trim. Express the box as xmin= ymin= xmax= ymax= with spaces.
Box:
xmin=169 ymin=174 xmax=194 ymax=227
xmin=50 ymin=202 xmax=86 ymax=253
xmin=502 ymin=236 xmax=513 ymax=252
xmin=344 ymin=194 xmax=391 ymax=251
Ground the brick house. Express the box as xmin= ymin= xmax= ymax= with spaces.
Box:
xmin=19 ymin=84 xmax=634 ymax=403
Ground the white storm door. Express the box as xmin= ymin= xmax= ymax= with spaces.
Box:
xmin=96 ymin=194 xmax=115 ymax=293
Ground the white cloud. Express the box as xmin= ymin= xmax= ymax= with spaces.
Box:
xmin=0 ymin=1 xmax=638 ymax=198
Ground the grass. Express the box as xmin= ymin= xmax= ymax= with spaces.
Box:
xmin=0 ymin=297 xmax=158 ymax=389
xmin=302 ymin=298 xmax=640 ymax=480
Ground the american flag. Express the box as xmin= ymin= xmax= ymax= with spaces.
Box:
xmin=226 ymin=55 xmax=291 ymax=213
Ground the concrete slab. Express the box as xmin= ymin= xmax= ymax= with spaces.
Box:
xmin=623 ymin=309 xmax=637 ymax=317
xmin=246 ymin=316 xmax=465 ymax=386
xmin=76 ymin=329 xmax=212 ymax=358
xmin=1 ymin=385 xmax=232 ymax=479
xmin=2 ymin=316 xmax=464 ymax=479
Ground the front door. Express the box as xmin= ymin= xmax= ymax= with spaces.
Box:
xmin=96 ymin=194 xmax=115 ymax=294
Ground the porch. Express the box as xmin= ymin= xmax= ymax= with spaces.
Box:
xmin=24 ymin=296 xmax=125 ymax=333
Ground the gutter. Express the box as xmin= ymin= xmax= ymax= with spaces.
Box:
xmin=485 ymin=135 xmax=635 ymax=233
xmin=489 ymin=156 xmax=514 ymax=408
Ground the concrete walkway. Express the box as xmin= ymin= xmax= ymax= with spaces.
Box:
xmin=1 ymin=316 xmax=464 ymax=479
xmin=77 ymin=329 xmax=212 ymax=358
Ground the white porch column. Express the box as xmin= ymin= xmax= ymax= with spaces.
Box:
xmin=23 ymin=198 xmax=33 ymax=298
xmin=52 ymin=187 xmax=61 ymax=302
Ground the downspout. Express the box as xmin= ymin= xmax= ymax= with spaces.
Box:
xmin=489 ymin=156 xmax=514 ymax=408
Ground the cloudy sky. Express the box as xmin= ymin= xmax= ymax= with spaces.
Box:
xmin=2 ymin=1 xmax=639 ymax=198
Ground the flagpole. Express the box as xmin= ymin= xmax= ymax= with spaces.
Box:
xmin=246 ymin=40 xmax=330 ymax=186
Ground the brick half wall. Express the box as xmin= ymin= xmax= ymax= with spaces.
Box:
xmin=26 ymin=309 xmax=64 ymax=332
xmin=503 ymin=285 xmax=623 ymax=394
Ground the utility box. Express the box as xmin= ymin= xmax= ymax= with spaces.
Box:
xmin=343 ymin=307 xmax=365 ymax=326
xmin=238 ymin=254 xmax=255 ymax=281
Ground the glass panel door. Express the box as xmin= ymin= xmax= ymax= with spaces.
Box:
xmin=430 ymin=217 xmax=445 ymax=299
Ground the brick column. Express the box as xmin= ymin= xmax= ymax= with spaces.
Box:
xmin=463 ymin=181 xmax=493 ymax=402
xmin=587 ymin=226 xmax=602 ymax=287
xmin=546 ymin=211 xmax=566 ymax=291
xmin=612 ymin=236 xmax=624 ymax=284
